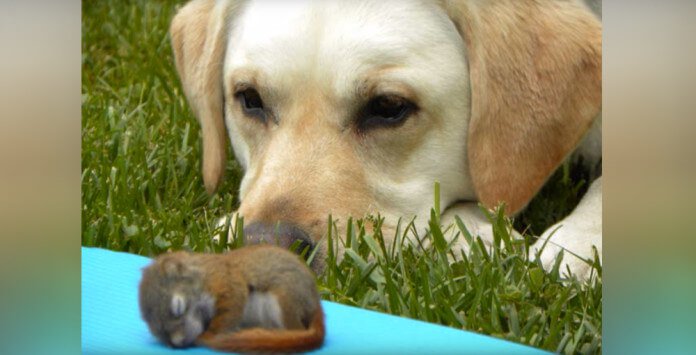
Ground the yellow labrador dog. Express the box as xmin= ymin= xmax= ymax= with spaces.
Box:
xmin=170 ymin=0 xmax=602 ymax=280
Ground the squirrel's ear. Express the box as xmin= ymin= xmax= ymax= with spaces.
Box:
xmin=170 ymin=0 xmax=238 ymax=193
xmin=162 ymin=259 xmax=182 ymax=277
xmin=443 ymin=0 xmax=602 ymax=214
xmin=160 ymin=252 xmax=186 ymax=276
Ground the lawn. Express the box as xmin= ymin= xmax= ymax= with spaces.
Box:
xmin=82 ymin=1 xmax=602 ymax=353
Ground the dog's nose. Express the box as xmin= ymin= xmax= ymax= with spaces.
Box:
xmin=242 ymin=221 xmax=315 ymax=256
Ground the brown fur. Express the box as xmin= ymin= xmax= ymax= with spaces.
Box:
xmin=442 ymin=0 xmax=602 ymax=214
xmin=199 ymin=307 xmax=325 ymax=353
xmin=139 ymin=245 xmax=325 ymax=353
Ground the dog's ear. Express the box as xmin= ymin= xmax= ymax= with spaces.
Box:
xmin=443 ymin=0 xmax=602 ymax=214
xmin=170 ymin=0 xmax=237 ymax=193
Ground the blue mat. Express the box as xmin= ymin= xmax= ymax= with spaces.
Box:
xmin=82 ymin=247 xmax=548 ymax=354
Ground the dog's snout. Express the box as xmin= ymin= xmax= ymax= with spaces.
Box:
xmin=242 ymin=222 xmax=314 ymax=257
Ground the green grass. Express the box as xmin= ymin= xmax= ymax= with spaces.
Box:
xmin=82 ymin=1 xmax=602 ymax=353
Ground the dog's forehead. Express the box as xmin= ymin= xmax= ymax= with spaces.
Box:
xmin=225 ymin=0 xmax=465 ymax=97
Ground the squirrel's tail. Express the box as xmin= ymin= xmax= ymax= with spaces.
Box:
xmin=198 ymin=308 xmax=325 ymax=353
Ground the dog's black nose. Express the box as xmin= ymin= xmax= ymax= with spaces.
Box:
xmin=242 ymin=221 xmax=315 ymax=257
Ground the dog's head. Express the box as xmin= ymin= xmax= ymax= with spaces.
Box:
xmin=170 ymin=0 xmax=601 ymax=263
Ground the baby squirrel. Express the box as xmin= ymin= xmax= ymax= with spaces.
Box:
xmin=139 ymin=244 xmax=325 ymax=353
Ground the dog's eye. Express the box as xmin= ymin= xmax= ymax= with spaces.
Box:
xmin=236 ymin=88 xmax=266 ymax=121
xmin=359 ymin=95 xmax=416 ymax=130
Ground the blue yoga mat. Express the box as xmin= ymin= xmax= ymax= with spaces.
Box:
xmin=82 ymin=247 xmax=548 ymax=354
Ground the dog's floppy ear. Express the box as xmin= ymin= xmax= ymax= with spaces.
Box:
xmin=443 ymin=0 xmax=602 ymax=214
xmin=170 ymin=0 xmax=236 ymax=193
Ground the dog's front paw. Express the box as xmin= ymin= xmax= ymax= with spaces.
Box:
xmin=530 ymin=178 xmax=602 ymax=283
xmin=530 ymin=222 xmax=601 ymax=283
